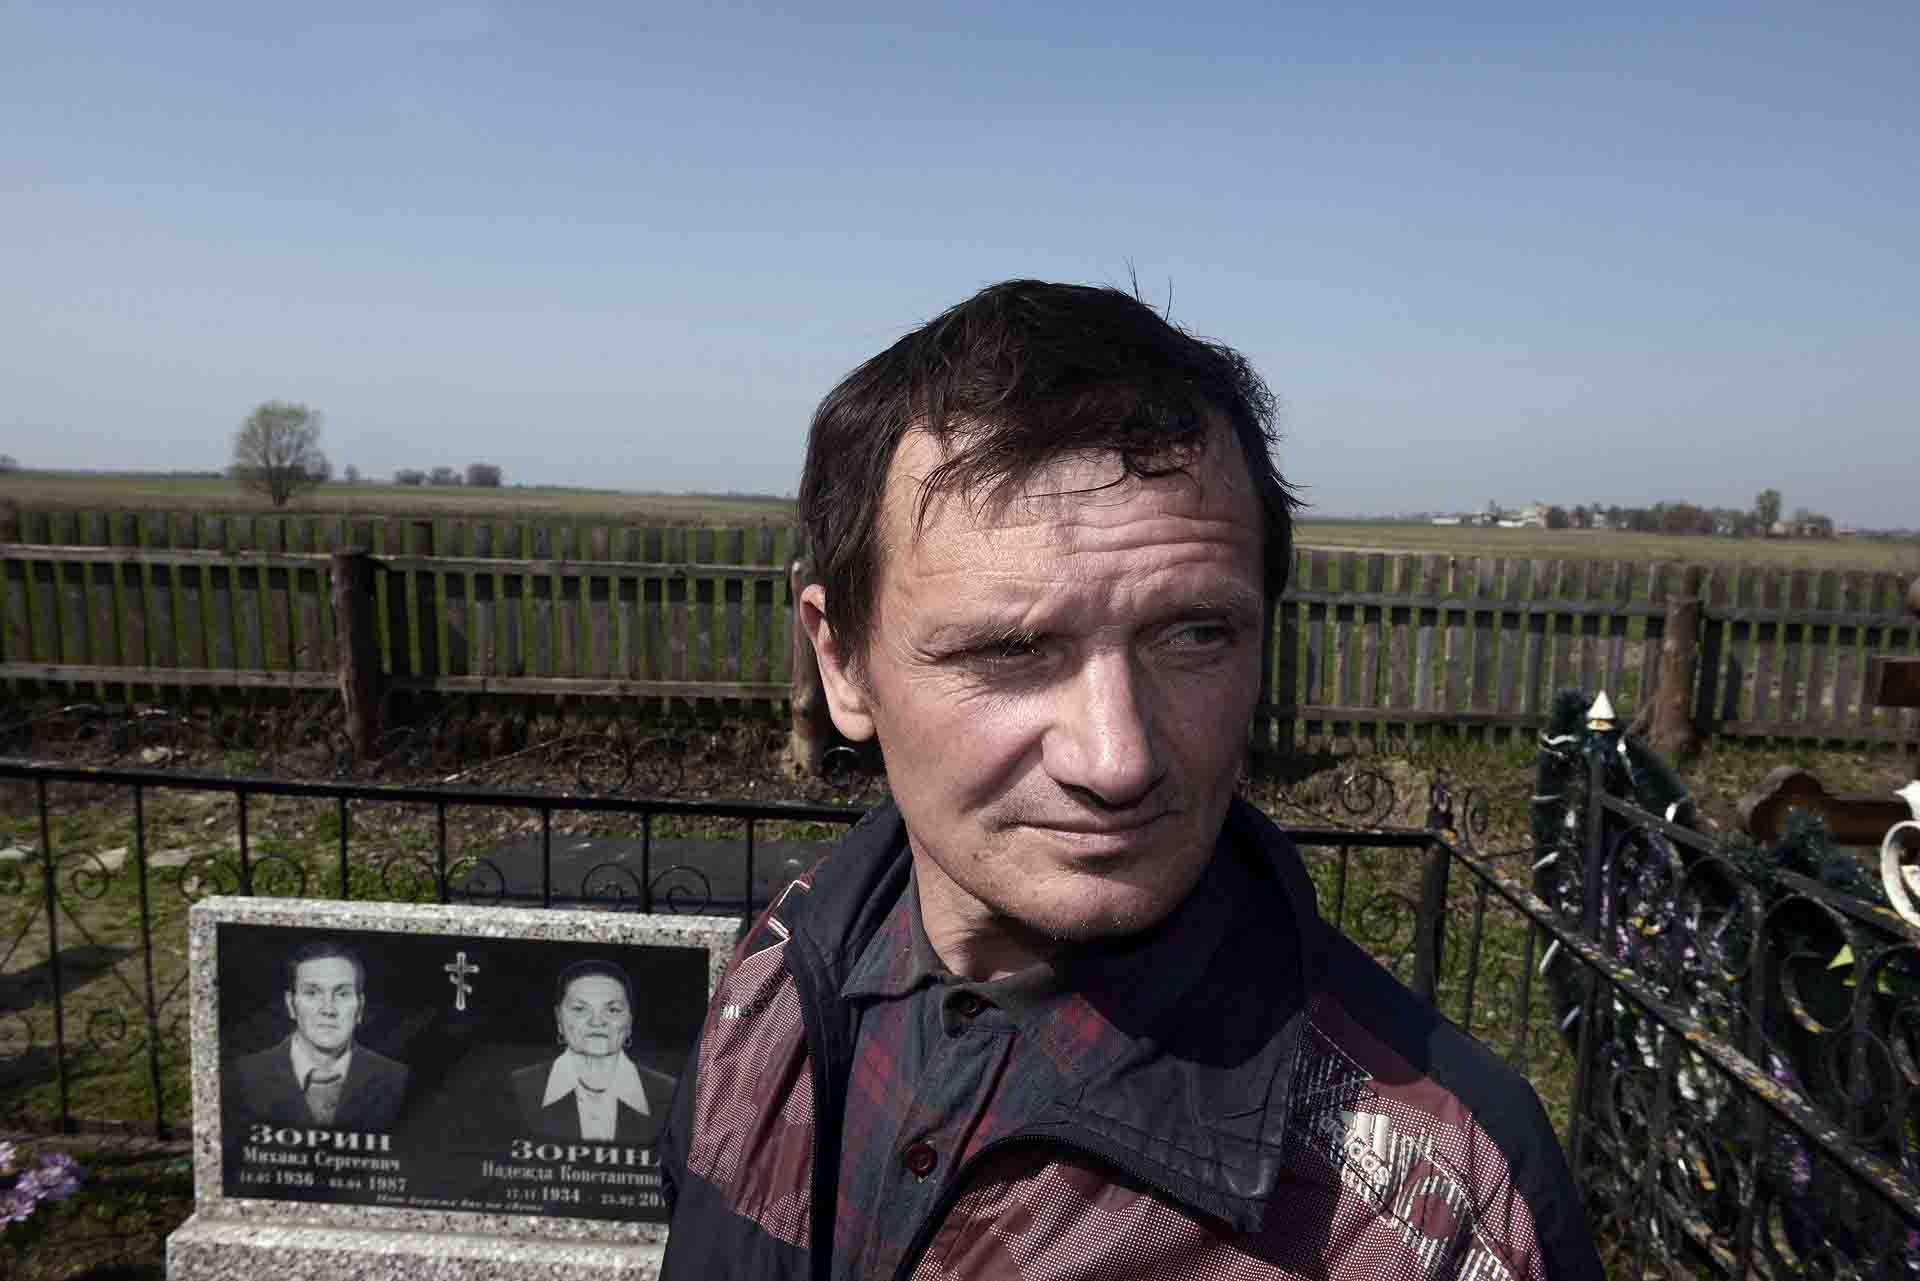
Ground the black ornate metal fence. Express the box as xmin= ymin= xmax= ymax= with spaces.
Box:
xmin=4 ymin=751 xmax=1919 ymax=1277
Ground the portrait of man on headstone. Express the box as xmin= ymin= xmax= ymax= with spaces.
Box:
xmin=224 ymin=939 xmax=409 ymax=1132
xmin=509 ymin=958 xmax=676 ymax=1145
xmin=656 ymin=280 xmax=1604 ymax=1280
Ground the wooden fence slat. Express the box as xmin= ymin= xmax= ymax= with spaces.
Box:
xmin=1724 ymin=566 xmax=1753 ymax=723
xmin=529 ymin=526 xmax=554 ymax=679
xmin=2 ymin=560 xmax=31 ymax=670
xmin=1520 ymin=558 xmax=1547 ymax=715
xmin=444 ymin=522 xmax=470 ymax=679
xmin=412 ymin=520 xmax=441 ymax=681
xmin=502 ymin=524 xmax=525 ymax=679
xmin=1470 ymin=556 xmax=1496 ymax=713
xmin=30 ymin=560 xmax=59 ymax=668
xmin=235 ymin=564 xmax=265 ymax=670
xmin=1328 ymin=551 xmax=1355 ymax=714
xmin=200 ymin=517 xmax=234 ymax=670
xmin=693 ymin=528 xmax=716 ymax=686
xmin=1574 ymin=560 xmax=1600 ymax=693
xmin=1442 ymin=557 xmax=1467 ymax=718
xmin=1603 ymin=560 xmax=1632 ymax=699
xmin=754 ymin=527 xmax=776 ymax=687
xmin=472 ymin=524 xmax=497 ymax=678
xmin=264 ymin=521 xmax=293 ymax=671
xmin=1778 ymin=570 xmax=1809 ymax=727
xmin=1637 ymin=562 xmax=1671 ymax=712
xmin=1358 ymin=553 xmax=1386 ymax=723
xmin=1414 ymin=554 xmax=1442 ymax=713
xmin=585 ymin=526 xmax=610 ymax=679
xmin=1858 ymin=573 xmax=1891 ymax=731
xmin=1805 ymin=569 xmax=1838 ymax=726
xmin=1495 ymin=558 xmax=1524 ymax=715
xmin=1302 ymin=551 xmax=1330 ymax=729
xmin=1750 ymin=567 xmax=1781 ymax=725
xmin=1387 ymin=554 xmax=1414 ymax=714
xmin=723 ymin=528 xmax=745 ymax=689
xmin=119 ymin=562 xmax=148 ymax=671
xmin=1691 ymin=566 xmax=1726 ymax=729
xmin=1546 ymin=559 xmax=1574 ymax=698
xmin=1830 ymin=571 xmax=1865 ymax=724
xmin=556 ymin=526 xmax=580 ymax=679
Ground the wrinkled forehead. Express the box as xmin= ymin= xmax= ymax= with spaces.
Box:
xmin=293 ymin=957 xmax=358 ymax=990
xmin=880 ymin=423 xmax=1254 ymax=550
xmin=562 ymin=974 xmax=630 ymax=1006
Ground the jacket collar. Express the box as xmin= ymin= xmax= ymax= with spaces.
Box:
xmin=774 ymin=796 xmax=1326 ymax=1234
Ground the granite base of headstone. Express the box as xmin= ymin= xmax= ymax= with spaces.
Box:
xmin=166 ymin=897 xmax=736 ymax=1281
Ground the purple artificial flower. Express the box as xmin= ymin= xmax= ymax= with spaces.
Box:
xmin=33 ymin=1152 xmax=83 ymax=1201
xmin=1 ymin=1184 xmax=35 ymax=1226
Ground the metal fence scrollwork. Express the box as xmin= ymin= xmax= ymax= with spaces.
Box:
xmin=6 ymin=742 xmax=1920 ymax=1277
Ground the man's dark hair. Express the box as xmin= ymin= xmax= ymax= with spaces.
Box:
xmin=284 ymin=940 xmax=366 ymax=996
xmin=798 ymin=279 xmax=1300 ymax=670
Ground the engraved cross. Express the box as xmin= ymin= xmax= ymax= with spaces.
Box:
xmin=444 ymin=950 xmax=480 ymax=1011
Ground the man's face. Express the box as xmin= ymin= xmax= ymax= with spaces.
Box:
xmin=806 ymin=428 xmax=1264 ymax=962
xmin=285 ymin=956 xmax=362 ymax=1057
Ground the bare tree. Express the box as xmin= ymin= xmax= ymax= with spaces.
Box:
xmin=343 ymin=463 xmax=362 ymax=484
xmin=232 ymin=401 xmax=328 ymax=507
xmin=394 ymin=468 xmax=426 ymax=486
xmin=465 ymin=462 xmax=503 ymax=487
xmin=429 ymin=465 xmax=461 ymax=486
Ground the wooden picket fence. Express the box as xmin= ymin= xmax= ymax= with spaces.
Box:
xmin=0 ymin=509 xmax=1914 ymax=746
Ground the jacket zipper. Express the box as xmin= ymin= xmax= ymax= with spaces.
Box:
xmin=791 ymin=932 xmax=850 ymax=1281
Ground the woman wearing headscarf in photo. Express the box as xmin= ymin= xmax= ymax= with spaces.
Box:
xmin=511 ymin=959 xmax=677 ymax=1144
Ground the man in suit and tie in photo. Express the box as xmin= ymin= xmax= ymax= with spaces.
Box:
xmin=226 ymin=940 xmax=409 ymax=1131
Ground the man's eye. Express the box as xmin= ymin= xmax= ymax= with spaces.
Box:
xmin=1169 ymin=621 xmax=1234 ymax=649
xmin=979 ymin=634 xmax=1040 ymax=661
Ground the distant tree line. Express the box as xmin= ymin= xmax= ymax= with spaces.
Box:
xmin=1544 ymin=489 xmax=1834 ymax=538
xmin=391 ymin=463 xmax=504 ymax=487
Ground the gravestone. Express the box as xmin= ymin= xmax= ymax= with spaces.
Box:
xmin=166 ymin=897 xmax=736 ymax=1281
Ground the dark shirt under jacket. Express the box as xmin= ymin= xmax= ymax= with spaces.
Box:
xmin=509 ymin=1057 xmax=677 ymax=1146
xmin=833 ymin=862 xmax=1247 ymax=1281
xmin=226 ymin=1035 xmax=409 ymax=1132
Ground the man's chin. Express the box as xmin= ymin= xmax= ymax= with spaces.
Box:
xmin=1002 ymin=876 xmax=1197 ymax=946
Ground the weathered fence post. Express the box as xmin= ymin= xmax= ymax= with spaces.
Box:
xmin=331 ymin=550 xmax=384 ymax=762
xmin=787 ymin=558 xmax=833 ymax=777
xmin=1644 ymin=569 xmax=1703 ymax=757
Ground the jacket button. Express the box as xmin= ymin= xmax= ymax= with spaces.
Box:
xmin=902 ymin=1142 xmax=938 ymax=1177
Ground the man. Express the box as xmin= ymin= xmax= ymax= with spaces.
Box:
xmin=227 ymin=940 xmax=408 ymax=1131
xmin=660 ymin=280 xmax=1600 ymax=1280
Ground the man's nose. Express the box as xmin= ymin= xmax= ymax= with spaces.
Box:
xmin=1044 ymin=652 xmax=1163 ymax=809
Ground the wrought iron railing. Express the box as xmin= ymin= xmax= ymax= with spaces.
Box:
xmin=5 ymin=751 xmax=1920 ymax=1276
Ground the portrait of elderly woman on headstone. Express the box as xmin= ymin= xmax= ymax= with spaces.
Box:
xmin=510 ymin=959 xmax=676 ymax=1144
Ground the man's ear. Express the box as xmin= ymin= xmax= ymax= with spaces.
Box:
xmin=799 ymin=583 xmax=876 ymax=742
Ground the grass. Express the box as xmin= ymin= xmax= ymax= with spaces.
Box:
xmin=1297 ymin=518 xmax=1920 ymax=576
xmin=0 ymin=474 xmax=797 ymax=526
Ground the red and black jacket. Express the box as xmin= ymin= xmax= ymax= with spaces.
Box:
xmin=658 ymin=798 xmax=1601 ymax=1281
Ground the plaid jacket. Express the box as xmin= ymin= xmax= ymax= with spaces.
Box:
xmin=658 ymin=799 xmax=1601 ymax=1281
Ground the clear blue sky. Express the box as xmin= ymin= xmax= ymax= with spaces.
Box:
xmin=7 ymin=2 xmax=1914 ymax=526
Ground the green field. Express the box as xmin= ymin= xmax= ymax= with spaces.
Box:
xmin=1296 ymin=519 xmax=1920 ymax=575
xmin=0 ymin=473 xmax=798 ymax=525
